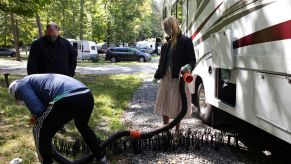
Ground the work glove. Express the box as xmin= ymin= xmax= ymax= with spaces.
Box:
xmin=153 ymin=78 xmax=158 ymax=85
xmin=29 ymin=115 xmax=37 ymax=125
xmin=181 ymin=64 xmax=192 ymax=73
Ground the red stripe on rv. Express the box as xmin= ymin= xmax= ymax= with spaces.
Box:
xmin=233 ymin=20 xmax=291 ymax=49
xmin=191 ymin=1 xmax=224 ymax=40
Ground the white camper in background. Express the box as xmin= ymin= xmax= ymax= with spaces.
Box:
xmin=68 ymin=39 xmax=98 ymax=62
xmin=163 ymin=0 xmax=291 ymax=144
xmin=136 ymin=40 xmax=155 ymax=54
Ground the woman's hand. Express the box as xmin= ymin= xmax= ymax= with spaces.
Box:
xmin=181 ymin=64 xmax=192 ymax=73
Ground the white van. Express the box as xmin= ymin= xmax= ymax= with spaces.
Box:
xmin=68 ymin=39 xmax=98 ymax=62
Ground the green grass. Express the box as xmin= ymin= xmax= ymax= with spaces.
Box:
xmin=0 ymin=74 xmax=143 ymax=163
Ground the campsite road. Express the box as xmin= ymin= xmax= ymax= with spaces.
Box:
xmin=0 ymin=58 xmax=158 ymax=75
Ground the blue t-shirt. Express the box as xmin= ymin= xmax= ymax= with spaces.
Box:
xmin=15 ymin=74 xmax=88 ymax=116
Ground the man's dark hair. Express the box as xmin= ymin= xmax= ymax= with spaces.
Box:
xmin=46 ymin=22 xmax=60 ymax=31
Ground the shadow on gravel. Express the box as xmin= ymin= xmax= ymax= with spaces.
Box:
xmin=214 ymin=116 xmax=291 ymax=164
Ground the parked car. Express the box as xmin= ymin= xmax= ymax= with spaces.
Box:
xmin=105 ymin=47 xmax=151 ymax=63
xmin=97 ymin=42 xmax=116 ymax=54
xmin=129 ymin=46 xmax=148 ymax=53
xmin=0 ymin=48 xmax=16 ymax=57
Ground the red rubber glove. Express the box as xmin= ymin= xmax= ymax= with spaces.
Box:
xmin=29 ymin=115 xmax=37 ymax=125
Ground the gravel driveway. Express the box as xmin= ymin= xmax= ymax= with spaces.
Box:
xmin=119 ymin=78 xmax=254 ymax=164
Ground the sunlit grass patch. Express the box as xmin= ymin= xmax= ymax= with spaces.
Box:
xmin=0 ymin=73 xmax=142 ymax=163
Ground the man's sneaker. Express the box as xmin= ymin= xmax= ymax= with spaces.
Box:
xmin=96 ymin=156 xmax=108 ymax=164
xmin=58 ymin=126 xmax=66 ymax=134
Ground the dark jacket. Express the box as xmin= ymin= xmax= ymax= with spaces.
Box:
xmin=154 ymin=33 xmax=196 ymax=79
xmin=15 ymin=74 xmax=88 ymax=116
xmin=27 ymin=36 xmax=77 ymax=77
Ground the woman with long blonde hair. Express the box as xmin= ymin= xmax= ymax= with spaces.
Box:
xmin=154 ymin=16 xmax=196 ymax=132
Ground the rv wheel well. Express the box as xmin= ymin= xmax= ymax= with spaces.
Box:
xmin=192 ymin=76 xmax=202 ymax=106
xmin=195 ymin=76 xmax=202 ymax=92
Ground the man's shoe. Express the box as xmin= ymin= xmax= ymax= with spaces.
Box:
xmin=96 ymin=156 xmax=108 ymax=164
xmin=58 ymin=126 xmax=66 ymax=134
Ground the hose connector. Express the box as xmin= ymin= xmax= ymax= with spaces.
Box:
xmin=130 ymin=130 xmax=141 ymax=139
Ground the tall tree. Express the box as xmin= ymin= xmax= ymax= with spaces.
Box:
xmin=10 ymin=13 xmax=20 ymax=61
xmin=36 ymin=13 xmax=43 ymax=37
xmin=79 ymin=0 xmax=85 ymax=40
xmin=0 ymin=12 xmax=10 ymax=47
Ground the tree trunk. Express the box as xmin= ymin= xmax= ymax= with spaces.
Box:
xmin=61 ymin=8 xmax=65 ymax=36
xmin=10 ymin=13 xmax=21 ymax=61
xmin=105 ymin=0 xmax=111 ymax=49
xmin=3 ymin=13 xmax=8 ymax=47
xmin=106 ymin=21 xmax=111 ymax=49
xmin=36 ymin=13 xmax=43 ymax=37
xmin=60 ymin=1 xmax=65 ymax=36
xmin=79 ymin=0 xmax=84 ymax=40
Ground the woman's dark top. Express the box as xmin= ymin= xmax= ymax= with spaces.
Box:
xmin=154 ymin=32 xmax=196 ymax=79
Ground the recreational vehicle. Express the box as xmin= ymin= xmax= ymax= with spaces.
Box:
xmin=68 ymin=39 xmax=98 ymax=62
xmin=163 ymin=0 xmax=291 ymax=144
xmin=136 ymin=41 xmax=156 ymax=54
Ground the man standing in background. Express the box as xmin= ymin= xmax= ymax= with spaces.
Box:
xmin=27 ymin=22 xmax=77 ymax=133
xmin=27 ymin=22 xmax=77 ymax=77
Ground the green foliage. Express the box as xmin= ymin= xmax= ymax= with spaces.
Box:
xmin=0 ymin=0 xmax=163 ymax=47
xmin=0 ymin=0 xmax=49 ymax=16
xmin=42 ymin=0 xmax=82 ymax=39
xmin=0 ymin=12 xmax=12 ymax=46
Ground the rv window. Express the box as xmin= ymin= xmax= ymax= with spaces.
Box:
xmin=91 ymin=46 xmax=95 ymax=50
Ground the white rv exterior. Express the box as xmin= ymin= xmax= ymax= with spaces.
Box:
xmin=163 ymin=0 xmax=291 ymax=144
xmin=68 ymin=39 xmax=98 ymax=62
